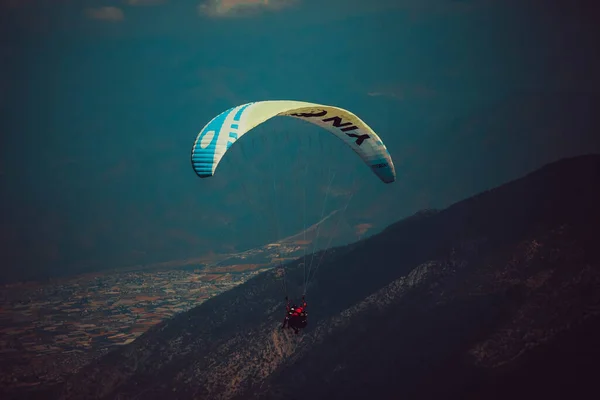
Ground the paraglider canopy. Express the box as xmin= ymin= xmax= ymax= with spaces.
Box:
xmin=191 ymin=100 xmax=396 ymax=184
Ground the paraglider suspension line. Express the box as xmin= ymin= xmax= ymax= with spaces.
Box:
xmin=309 ymin=189 xmax=356 ymax=288
xmin=302 ymin=162 xmax=309 ymax=290
xmin=305 ymin=169 xmax=336 ymax=294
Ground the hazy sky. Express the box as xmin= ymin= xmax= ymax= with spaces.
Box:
xmin=1 ymin=0 xmax=599 ymax=283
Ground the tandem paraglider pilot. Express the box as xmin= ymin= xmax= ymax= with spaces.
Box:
xmin=280 ymin=295 xmax=308 ymax=334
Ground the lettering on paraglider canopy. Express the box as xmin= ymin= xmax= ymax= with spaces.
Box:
xmin=288 ymin=110 xmax=328 ymax=118
xmin=321 ymin=116 xmax=370 ymax=145
xmin=288 ymin=110 xmax=371 ymax=146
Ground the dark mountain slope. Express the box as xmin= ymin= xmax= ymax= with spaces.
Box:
xmin=57 ymin=154 xmax=600 ymax=400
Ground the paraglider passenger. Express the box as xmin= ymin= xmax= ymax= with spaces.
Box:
xmin=281 ymin=295 xmax=308 ymax=334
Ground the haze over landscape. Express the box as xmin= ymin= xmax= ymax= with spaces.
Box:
xmin=2 ymin=0 xmax=599 ymax=284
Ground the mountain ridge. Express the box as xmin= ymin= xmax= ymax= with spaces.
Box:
xmin=53 ymin=153 xmax=600 ymax=400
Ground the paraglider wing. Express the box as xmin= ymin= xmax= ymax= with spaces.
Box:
xmin=191 ymin=100 xmax=396 ymax=183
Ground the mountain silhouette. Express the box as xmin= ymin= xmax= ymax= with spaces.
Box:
xmin=53 ymin=154 xmax=600 ymax=400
